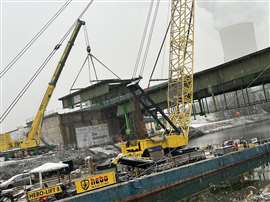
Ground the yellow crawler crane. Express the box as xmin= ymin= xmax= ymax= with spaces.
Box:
xmin=119 ymin=0 xmax=195 ymax=159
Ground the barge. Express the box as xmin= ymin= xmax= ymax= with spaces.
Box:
xmin=61 ymin=142 xmax=270 ymax=202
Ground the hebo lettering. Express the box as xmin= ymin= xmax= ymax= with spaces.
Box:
xmin=75 ymin=171 xmax=116 ymax=194
xmin=27 ymin=185 xmax=62 ymax=201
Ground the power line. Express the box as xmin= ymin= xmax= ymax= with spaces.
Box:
xmin=132 ymin=0 xmax=154 ymax=78
xmin=0 ymin=0 xmax=95 ymax=123
xmin=139 ymin=0 xmax=160 ymax=77
xmin=0 ymin=0 xmax=72 ymax=78
xmin=0 ymin=47 xmax=59 ymax=123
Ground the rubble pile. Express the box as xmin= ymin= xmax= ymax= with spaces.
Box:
xmin=0 ymin=144 xmax=119 ymax=180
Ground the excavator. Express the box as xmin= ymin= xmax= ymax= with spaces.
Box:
xmin=0 ymin=19 xmax=85 ymax=155
xmin=113 ymin=0 xmax=197 ymax=166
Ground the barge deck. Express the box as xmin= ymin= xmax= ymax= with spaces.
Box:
xmin=61 ymin=143 xmax=270 ymax=202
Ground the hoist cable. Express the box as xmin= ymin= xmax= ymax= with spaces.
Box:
xmin=0 ymin=0 xmax=94 ymax=123
xmin=132 ymin=0 xmax=154 ymax=78
xmin=83 ymin=25 xmax=92 ymax=83
xmin=90 ymin=54 xmax=120 ymax=79
xmin=83 ymin=25 xmax=90 ymax=48
xmin=0 ymin=0 xmax=72 ymax=78
xmin=139 ymin=0 xmax=160 ymax=77
xmin=83 ymin=25 xmax=98 ymax=81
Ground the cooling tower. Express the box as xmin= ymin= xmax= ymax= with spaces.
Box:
xmin=219 ymin=22 xmax=257 ymax=62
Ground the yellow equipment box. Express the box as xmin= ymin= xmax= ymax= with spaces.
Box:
xmin=75 ymin=171 xmax=116 ymax=194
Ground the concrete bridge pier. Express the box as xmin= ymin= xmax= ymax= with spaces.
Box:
xmin=263 ymin=84 xmax=268 ymax=102
xmin=235 ymin=91 xmax=240 ymax=108
xmin=211 ymin=93 xmax=218 ymax=112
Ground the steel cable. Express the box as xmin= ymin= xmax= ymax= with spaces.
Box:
xmin=0 ymin=0 xmax=72 ymax=78
xmin=70 ymin=55 xmax=89 ymax=91
xmin=139 ymin=0 xmax=160 ymax=77
xmin=90 ymin=54 xmax=120 ymax=79
xmin=83 ymin=25 xmax=92 ymax=83
xmin=132 ymin=0 xmax=154 ymax=78
xmin=0 ymin=48 xmax=58 ymax=123
xmin=83 ymin=25 xmax=98 ymax=81
xmin=0 ymin=0 xmax=94 ymax=123
xmin=147 ymin=18 xmax=171 ymax=87
xmin=89 ymin=54 xmax=98 ymax=81
xmin=147 ymin=0 xmax=179 ymax=87
xmin=160 ymin=2 xmax=171 ymax=81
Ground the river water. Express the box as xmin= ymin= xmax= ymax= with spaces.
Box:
xmin=190 ymin=119 xmax=270 ymax=147
xmin=142 ymin=119 xmax=270 ymax=202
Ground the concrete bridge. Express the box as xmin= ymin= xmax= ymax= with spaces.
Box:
xmin=56 ymin=47 xmax=270 ymax=145
xmin=60 ymin=47 xmax=270 ymax=115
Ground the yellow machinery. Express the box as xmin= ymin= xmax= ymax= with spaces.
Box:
xmin=20 ymin=19 xmax=85 ymax=149
xmin=0 ymin=20 xmax=85 ymax=151
xmin=119 ymin=0 xmax=195 ymax=158
xmin=167 ymin=0 xmax=194 ymax=138
xmin=0 ymin=133 xmax=16 ymax=152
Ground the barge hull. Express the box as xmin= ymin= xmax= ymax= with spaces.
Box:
xmin=62 ymin=143 xmax=270 ymax=202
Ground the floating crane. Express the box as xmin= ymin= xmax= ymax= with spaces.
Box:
xmin=116 ymin=0 xmax=195 ymax=160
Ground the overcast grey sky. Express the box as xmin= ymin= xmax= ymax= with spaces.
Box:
xmin=1 ymin=0 xmax=269 ymax=131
